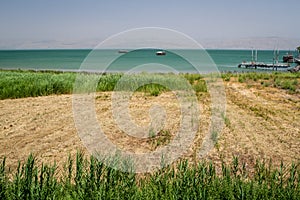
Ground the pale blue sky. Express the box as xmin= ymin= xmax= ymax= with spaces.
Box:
xmin=0 ymin=0 xmax=299 ymax=48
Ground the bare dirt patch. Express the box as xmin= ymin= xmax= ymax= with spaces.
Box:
xmin=0 ymin=81 xmax=299 ymax=172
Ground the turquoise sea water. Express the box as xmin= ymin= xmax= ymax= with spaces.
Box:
xmin=0 ymin=49 xmax=296 ymax=73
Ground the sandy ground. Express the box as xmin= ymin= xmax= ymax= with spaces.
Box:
xmin=0 ymin=80 xmax=299 ymax=172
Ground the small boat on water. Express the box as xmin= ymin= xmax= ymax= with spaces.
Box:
xmin=118 ymin=50 xmax=128 ymax=53
xmin=283 ymin=52 xmax=294 ymax=63
xmin=156 ymin=51 xmax=166 ymax=56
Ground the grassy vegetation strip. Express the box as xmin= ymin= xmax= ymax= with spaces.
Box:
xmin=0 ymin=70 xmax=207 ymax=99
xmin=222 ymin=72 xmax=300 ymax=92
xmin=0 ymin=153 xmax=299 ymax=199
xmin=0 ymin=71 xmax=76 ymax=99
xmin=1 ymin=70 xmax=299 ymax=100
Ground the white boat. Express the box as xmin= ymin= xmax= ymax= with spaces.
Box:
xmin=156 ymin=51 xmax=166 ymax=56
xmin=118 ymin=50 xmax=128 ymax=53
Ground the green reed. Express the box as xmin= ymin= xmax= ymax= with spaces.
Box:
xmin=0 ymin=70 xmax=209 ymax=99
xmin=1 ymin=70 xmax=298 ymax=99
xmin=0 ymin=152 xmax=299 ymax=199
xmin=0 ymin=70 xmax=76 ymax=99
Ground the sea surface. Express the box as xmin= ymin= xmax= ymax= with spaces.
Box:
xmin=0 ymin=49 xmax=296 ymax=73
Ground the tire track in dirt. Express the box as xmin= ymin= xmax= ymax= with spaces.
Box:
xmin=213 ymin=82 xmax=300 ymax=167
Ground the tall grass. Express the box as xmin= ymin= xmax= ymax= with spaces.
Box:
xmin=1 ymin=70 xmax=298 ymax=100
xmin=0 ymin=70 xmax=208 ymax=99
xmin=0 ymin=153 xmax=299 ymax=199
xmin=0 ymin=70 xmax=76 ymax=99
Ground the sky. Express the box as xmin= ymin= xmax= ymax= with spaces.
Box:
xmin=0 ymin=0 xmax=299 ymax=49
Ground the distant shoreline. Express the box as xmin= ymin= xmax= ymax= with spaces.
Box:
xmin=0 ymin=67 xmax=293 ymax=75
xmin=0 ymin=48 xmax=297 ymax=51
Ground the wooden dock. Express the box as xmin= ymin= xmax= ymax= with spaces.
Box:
xmin=238 ymin=62 xmax=290 ymax=70
xmin=238 ymin=49 xmax=292 ymax=70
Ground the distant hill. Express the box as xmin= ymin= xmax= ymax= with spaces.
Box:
xmin=200 ymin=37 xmax=299 ymax=50
xmin=0 ymin=37 xmax=299 ymax=50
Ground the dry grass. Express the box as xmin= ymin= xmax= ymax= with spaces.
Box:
xmin=0 ymin=78 xmax=299 ymax=173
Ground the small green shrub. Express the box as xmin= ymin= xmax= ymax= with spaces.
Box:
xmin=150 ymin=129 xmax=172 ymax=148
xmin=192 ymin=80 xmax=207 ymax=93
xmin=238 ymin=75 xmax=246 ymax=83
xmin=274 ymin=78 xmax=298 ymax=92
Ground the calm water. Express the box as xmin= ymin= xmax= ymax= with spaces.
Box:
xmin=0 ymin=49 xmax=295 ymax=73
